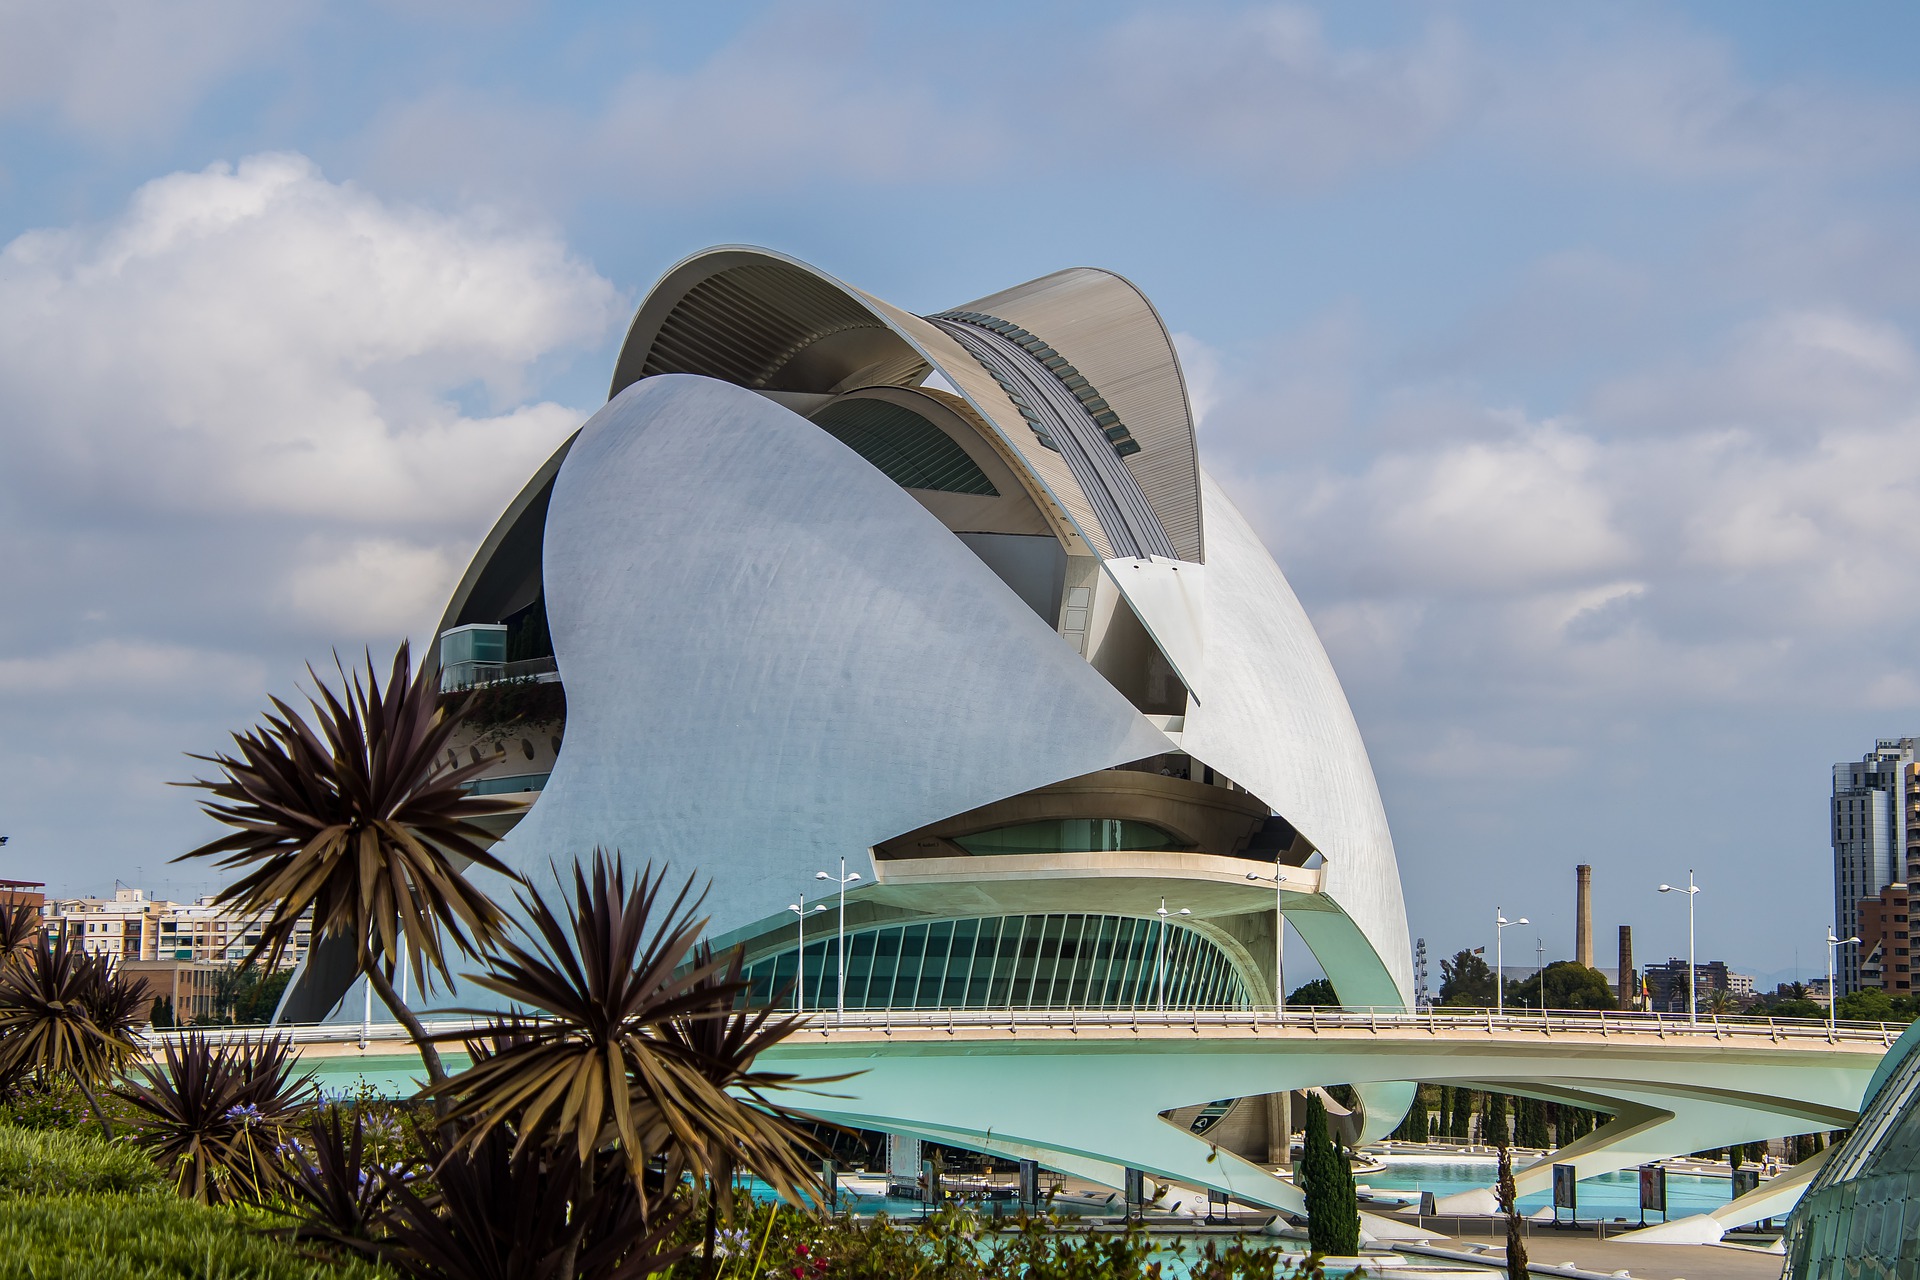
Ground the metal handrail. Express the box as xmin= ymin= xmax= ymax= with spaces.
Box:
xmin=154 ymin=1005 xmax=1902 ymax=1048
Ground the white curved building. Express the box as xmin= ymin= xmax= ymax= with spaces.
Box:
xmin=287 ymin=245 xmax=1414 ymax=1135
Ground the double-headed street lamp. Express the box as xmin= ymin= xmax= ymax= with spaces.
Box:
xmin=786 ymin=895 xmax=827 ymax=1012
xmin=1659 ymin=871 xmax=1701 ymax=1026
xmin=1827 ymin=929 xmax=1860 ymax=1033
xmin=816 ymin=859 xmax=862 ymax=1020
xmin=1494 ymin=908 xmax=1528 ymax=1016
xmin=1155 ymin=898 xmax=1192 ymax=1012
xmin=1246 ymin=862 xmax=1294 ymax=1016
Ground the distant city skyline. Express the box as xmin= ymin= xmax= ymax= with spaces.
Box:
xmin=5 ymin=4 xmax=1920 ymax=977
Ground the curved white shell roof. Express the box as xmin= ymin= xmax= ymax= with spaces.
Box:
xmin=325 ymin=246 xmax=1415 ymax=1023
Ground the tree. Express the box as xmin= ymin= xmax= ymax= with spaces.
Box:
xmin=1300 ymin=1093 xmax=1359 ymax=1256
xmin=1504 ymin=961 xmax=1619 ymax=1012
xmin=1439 ymin=950 xmax=1496 ymax=1006
xmin=178 ymin=643 xmax=523 ymax=1087
xmin=1448 ymin=1087 xmax=1474 ymax=1141
xmin=1287 ymin=979 xmax=1339 ymax=1007
xmin=1489 ymin=1093 xmax=1529 ymax=1280
xmin=1391 ymin=1086 xmax=1431 ymax=1142
xmin=0 ymin=931 xmax=147 ymax=1137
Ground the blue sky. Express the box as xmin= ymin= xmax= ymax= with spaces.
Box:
xmin=3 ymin=2 xmax=1919 ymax=986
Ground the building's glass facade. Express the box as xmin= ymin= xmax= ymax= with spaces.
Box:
xmin=1783 ymin=1021 xmax=1920 ymax=1279
xmin=743 ymin=913 xmax=1251 ymax=1012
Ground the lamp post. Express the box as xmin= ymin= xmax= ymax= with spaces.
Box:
xmin=816 ymin=859 xmax=861 ymax=1020
xmin=1246 ymin=864 xmax=1289 ymax=1018
xmin=1495 ymin=908 xmax=1529 ymax=1017
xmin=1826 ymin=930 xmax=1860 ymax=1033
xmin=1155 ymin=898 xmax=1192 ymax=1012
xmin=1659 ymin=871 xmax=1701 ymax=1027
xmin=786 ymin=896 xmax=827 ymax=1012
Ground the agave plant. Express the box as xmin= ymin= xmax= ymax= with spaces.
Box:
xmin=178 ymin=642 xmax=524 ymax=1084
xmin=370 ymin=1117 xmax=693 ymax=1280
xmin=113 ymin=1032 xmax=316 ymax=1203
xmin=431 ymin=850 xmax=836 ymax=1272
xmin=0 ymin=932 xmax=146 ymax=1137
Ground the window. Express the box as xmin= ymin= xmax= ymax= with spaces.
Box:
xmin=953 ymin=819 xmax=1189 ymax=855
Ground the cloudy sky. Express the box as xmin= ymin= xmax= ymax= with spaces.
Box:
xmin=2 ymin=1 xmax=1917 ymax=985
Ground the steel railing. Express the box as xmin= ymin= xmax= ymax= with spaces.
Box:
xmin=148 ymin=1004 xmax=1902 ymax=1049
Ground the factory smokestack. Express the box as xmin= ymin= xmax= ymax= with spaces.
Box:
xmin=1576 ymin=864 xmax=1593 ymax=968
xmin=1618 ymin=925 xmax=1634 ymax=1009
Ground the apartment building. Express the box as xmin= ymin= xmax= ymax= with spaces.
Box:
xmin=45 ymin=888 xmax=308 ymax=968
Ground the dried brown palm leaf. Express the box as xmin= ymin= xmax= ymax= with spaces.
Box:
xmin=176 ymin=641 xmax=523 ymax=1084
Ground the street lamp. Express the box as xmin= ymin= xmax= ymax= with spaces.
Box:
xmin=1826 ymin=930 xmax=1860 ymax=1033
xmin=1495 ymin=908 xmax=1529 ymax=1017
xmin=816 ymin=859 xmax=862 ymax=1020
xmin=1155 ymin=898 xmax=1192 ymax=1013
xmin=1659 ymin=871 xmax=1701 ymax=1027
xmin=1246 ymin=864 xmax=1290 ymax=1018
xmin=786 ymin=896 xmax=827 ymax=1012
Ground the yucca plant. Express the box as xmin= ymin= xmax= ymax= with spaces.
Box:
xmin=113 ymin=1032 xmax=316 ymax=1203
xmin=431 ymin=852 xmax=835 ymax=1276
xmin=178 ymin=642 xmax=524 ymax=1085
xmin=0 ymin=932 xmax=146 ymax=1137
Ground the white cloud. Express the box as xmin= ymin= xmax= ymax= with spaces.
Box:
xmin=0 ymin=639 xmax=265 ymax=698
xmin=284 ymin=538 xmax=462 ymax=637
xmin=0 ymin=1 xmax=314 ymax=137
xmin=0 ymin=152 xmax=616 ymax=523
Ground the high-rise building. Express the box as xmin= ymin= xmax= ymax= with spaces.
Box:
xmin=1832 ymin=739 xmax=1918 ymax=995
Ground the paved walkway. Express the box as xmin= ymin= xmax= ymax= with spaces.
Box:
xmin=1409 ymin=1237 xmax=1784 ymax=1280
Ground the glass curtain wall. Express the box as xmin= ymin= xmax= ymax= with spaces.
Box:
xmin=744 ymin=912 xmax=1250 ymax=1012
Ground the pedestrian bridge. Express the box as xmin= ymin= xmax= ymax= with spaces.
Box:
xmin=218 ymin=1006 xmax=1896 ymax=1244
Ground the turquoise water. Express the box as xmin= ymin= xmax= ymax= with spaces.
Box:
xmin=1364 ymin=1158 xmax=1734 ymax=1219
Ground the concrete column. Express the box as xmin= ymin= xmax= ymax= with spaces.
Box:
xmin=1265 ymin=1091 xmax=1292 ymax=1166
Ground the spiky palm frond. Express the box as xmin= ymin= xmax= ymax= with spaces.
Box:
xmin=432 ymin=852 xmax=839 ymax=1216
xmin=0 ymin=933 xmax=145 ymax=1135
xmin=667 ymin=943 xmax=833 ymax=1227
xmin=113 ymin=1033 xmax=316 ymax=1204
xmin=431 ymin=853 xmax=727 ymax=1175
xmin=0 ymin=903 xmax=38 ymax=964
xmin=177 ymin=641 xmax=524 ymax=994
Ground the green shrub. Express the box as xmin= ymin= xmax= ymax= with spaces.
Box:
xmin=0 ymin=1193 xmax=389 ymax=1279
xmin=0 ymin=1124 xmax=161 ymax=1197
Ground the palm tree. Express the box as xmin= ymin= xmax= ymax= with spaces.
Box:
xmin=431 ymin=851 xmax=833 ymax=1271
xmin=0 ymin=932 xmax=147 ymax=1137
xmin=0 ymin=902 xmax=37 ymax=963
xmin=178 ymin=642 xmax=523 ymax=1085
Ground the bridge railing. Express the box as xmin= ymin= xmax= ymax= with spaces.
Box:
xmin=155 ymin=1004 xmax=1903 ymax=1049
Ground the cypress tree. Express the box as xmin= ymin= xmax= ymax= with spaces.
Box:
xmin=1302 ymin=1094 xmax=1361 ymax=1256
xmin=1491 ymin=1100 xmax=1529 ymax=1280
xmin=1407 ymin=1086 xmax=1430 ymax=1142
xmin=1450 ymin=1088 xmax=1473 ymax=1141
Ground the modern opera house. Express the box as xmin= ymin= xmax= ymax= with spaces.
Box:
xmin=285 ymin=245 xmax=1414 ymax=1138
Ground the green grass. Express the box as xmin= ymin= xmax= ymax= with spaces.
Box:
xmin=0 ymin=1124 xmax=162 ymax=1197
xmin=0 ymin=1193 xmax=390 ymax=1279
